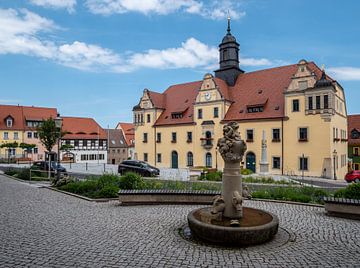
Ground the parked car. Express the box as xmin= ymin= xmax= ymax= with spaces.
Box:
xmin=31 ymin=161 xmax=67 ymax=176
xmin=118 ymin=160 xmax=160 ymax=177
xmin=344 ymin=170 xmax=360 ymax=183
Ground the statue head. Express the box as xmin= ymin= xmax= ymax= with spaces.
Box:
xmin=217 ymin=122 xmax=247 ymax=162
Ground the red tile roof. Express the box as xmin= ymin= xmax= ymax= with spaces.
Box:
xmin=348 ymin=115 xmax=360 ymax=145
xmin=0 ymin=105 xmax=57 ymax=131
xmin=22 ymin=106 xmax=57 ymax=129
xmin=0 ymin=105 xmax=24 ymax=130
xmin=148 ymin=91 xmax=165 ymax=109
xmin=62 ymin=117 xmax=107 ymax=140
xmin=149 ymin=61 xmax=330 ymax=126
xmin=116 ymin=122 xmax=135 ymax=147
xmin=154 ymin=81 xmax=202 ymax=126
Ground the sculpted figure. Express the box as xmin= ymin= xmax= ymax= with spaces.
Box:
xmin=217 ymin=122 xmax=247 ymax=162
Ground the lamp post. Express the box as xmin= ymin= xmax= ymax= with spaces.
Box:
xmin=333 ymin=149 xmax=337 ymax=180
xmin=54 ymin=115 xmax=63 ymax=183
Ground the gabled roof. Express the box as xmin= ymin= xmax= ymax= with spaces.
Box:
xmin=0 ymin=105 xmax=58 ymax=130
xmin=148 ymin=91 xmax=166 ymax=109
xmin=0 ymin=105 xmax=23 ymax=130
xmin=62 ymin=117 xmax=107 ymax=139
xmin=154 ymin=81 xmax=202 ymax=126
xmin=348 ymin=115 xmax=360 ymax=146
xmin=140 ymin=61 xmax=335 ymax=126
xmin=105 ymin=129 xmax=127 ymax=148
xmin=116 ymin=122 xmax=135 ymax=147
xmin=22 ymin=106 xmax=57 ymax=129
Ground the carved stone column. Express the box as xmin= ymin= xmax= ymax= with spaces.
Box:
xmin=217 ymin=122 xmax=247 ymax=219
xmin=259 ymin=130 xmax=269 ymax=174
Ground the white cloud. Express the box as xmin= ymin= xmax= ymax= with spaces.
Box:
xmin=84 ymin=0 xmax=246 ymax=20
xmin=0 ymin=8 xmax=278 ymax=73
xmin=127 ymin=37 xmax=218 ymax=70
xmin=28 ymin=0 xmax=77 ymax=13
xmin=328 ymin=67 xmax=360 ymax=81
xmin=0 ymin=8 xmax=121 ymax=71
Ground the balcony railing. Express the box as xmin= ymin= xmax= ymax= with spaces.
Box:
xmin=200 ymin=138 xmax=213 ymax=149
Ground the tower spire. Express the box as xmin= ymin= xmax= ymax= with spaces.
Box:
xmin=227 ymin=11 xmax=231 ymax=34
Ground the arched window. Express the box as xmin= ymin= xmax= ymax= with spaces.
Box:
xmin=171 ymin=151 xmax=178 ymax=169
xmin=206 ymin=153 xmax=212 ymax=168
xmin=187 ymin=152 xmax=193 ymax=167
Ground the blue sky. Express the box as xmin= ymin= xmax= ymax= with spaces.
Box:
xmin=0 ymin=0 xmax=359 ymax=128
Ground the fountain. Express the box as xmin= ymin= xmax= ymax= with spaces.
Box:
xmin=187 ymin=122 xmax=279 ymax=246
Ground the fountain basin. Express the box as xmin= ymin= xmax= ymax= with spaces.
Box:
xmin=188 ymin=207 xmax=279 ymax=246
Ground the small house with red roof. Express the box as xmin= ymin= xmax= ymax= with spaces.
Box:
xmin=116 ymin=122 xmax=135 ymax=160
xmin=60 ymin=117 xmax=107 ymax=163
xmin=133 ymin=19 xmax=348 ymax=180
xmin=0 ymin=105 xmax=58 ymax=161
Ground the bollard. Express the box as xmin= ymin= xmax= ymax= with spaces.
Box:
xmin=103 ymin=163 xmax=105 ymax=172
xmin=86 ymin=162 xmax=88 ymax=171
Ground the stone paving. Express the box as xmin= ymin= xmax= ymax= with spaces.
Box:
xmin=0 ymin=174 xmax=360 ymax=268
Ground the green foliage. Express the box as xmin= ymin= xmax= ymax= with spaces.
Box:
xmin=37 ymin=117 xmax=60 ymax=153
xmin=252 ymin=186 xmax=329 ymax=204
xmin=334 ymin=183 xmax=360 ymax=200
xmin=96 ymin=185 xmax=119 ymax=198
xmin=4 ymin=168 xmax=17 ymax=176
xmin=17 ymin=168 xmax=31 ymax=180
xmin=19 ymin=143 xmax=36 ymax=150
xmin=241 ymin=168 xmax=253 ymax=175
xmin=60 ymin=144 xmax=74 ymax=151
xmin=0 ymin=142 xmax=18 ymax=148
xmin=119 ymin=172 xmax=144 ymax=190
xmin=242 ymin=176 xmax=293 ymax=185
xmin=199 ymin=170 xmax=223 ymax=181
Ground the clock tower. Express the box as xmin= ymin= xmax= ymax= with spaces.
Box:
xmin=214 ymin=16 xmax=244 ymax=86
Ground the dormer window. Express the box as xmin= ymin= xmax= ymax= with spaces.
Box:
xmin=6 ymin=117 xmax=13 ymax=128
xmin=247 ymin=106 xmax=264 ymax=113
xmin=171 ymin=112 xmax=183 ymax=119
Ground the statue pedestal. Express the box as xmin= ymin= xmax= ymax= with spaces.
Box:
xmin=222 ymin=161 xmax=242 ymax=219
xmin=259 ymin=162 xmax=269 ymax=175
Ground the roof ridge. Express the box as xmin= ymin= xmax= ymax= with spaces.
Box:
xmin=243 ymin=62 xmax=299 ymax=75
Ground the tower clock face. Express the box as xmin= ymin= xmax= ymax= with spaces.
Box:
xmin=204 ymin=92 xmax=211 ymax=101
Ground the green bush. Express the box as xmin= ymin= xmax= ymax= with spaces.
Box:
xmin=96 ymin=185 xmax=119 ymax=198
xmin=252 ymin=186 xmax=329 ymax=204
xmin=334 ymin=183 xmax=360 ymax=200
xmin=200 ymin=171 xmax=222 ymax=181
xmin=17 ymin=168 xmax=31 ymax=180
xmin=241 ymin=169 xmax=253 ymax=175
xmin=4 ymin=168 xmax=17 ymax=176
xmin=119 ymin=172 xmax=144 ymax=190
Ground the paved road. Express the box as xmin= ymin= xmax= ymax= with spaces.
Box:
xmin=0 ymin=175 xmax=359 ymax=267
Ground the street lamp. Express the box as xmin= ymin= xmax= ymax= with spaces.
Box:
xmin=54 ymin=115 xmax=63 ymax=182
xmin=333 ymin=149 xmax=337 ymax=180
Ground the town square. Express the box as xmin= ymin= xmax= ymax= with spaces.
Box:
xmin=0 ymin=0 xmax=360 ymax=267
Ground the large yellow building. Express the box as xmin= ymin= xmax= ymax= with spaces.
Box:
xmin=133 ymin=20 xmax=348 ymax=180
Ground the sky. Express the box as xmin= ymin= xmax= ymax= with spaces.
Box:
xmin=0 ymin=0 xmax=359 ymax=128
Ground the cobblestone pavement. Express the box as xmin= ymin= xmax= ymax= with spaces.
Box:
xmin=1 ymin=175 xmax=360 ymax=268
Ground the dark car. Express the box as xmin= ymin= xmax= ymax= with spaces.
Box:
xmin=118 ymin=160 xmax=160 ymax=177
xmin=344 ymin=170 xmax=360 ymax=183
xmin=31 ymin=161 xmax=67 ymax=176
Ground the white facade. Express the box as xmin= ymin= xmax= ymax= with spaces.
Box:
xmin=61 ymin=139 xmax=108 ymax=164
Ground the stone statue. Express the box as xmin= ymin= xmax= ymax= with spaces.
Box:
xmin=213 ymin=122 xmax=249 ymax=221
xmin=217 ymin=122 xmax=247 ymax=162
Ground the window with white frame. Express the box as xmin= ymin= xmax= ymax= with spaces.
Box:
xmin=6 ymin=118 xmax=13 ymax=127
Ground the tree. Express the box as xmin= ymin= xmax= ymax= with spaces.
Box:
xmin=1 ymin=142 xmax=18 ymax=163
xmin=37 ymin=118 xmax=64 ymax=179
xmin=37 ymin=118 xmax=59 ymax=154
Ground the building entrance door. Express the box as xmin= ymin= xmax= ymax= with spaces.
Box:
xmin=171 ymin=151 xmax=178 ymax=169
xmin=246 ymin=152 xmax=256 ymax=173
